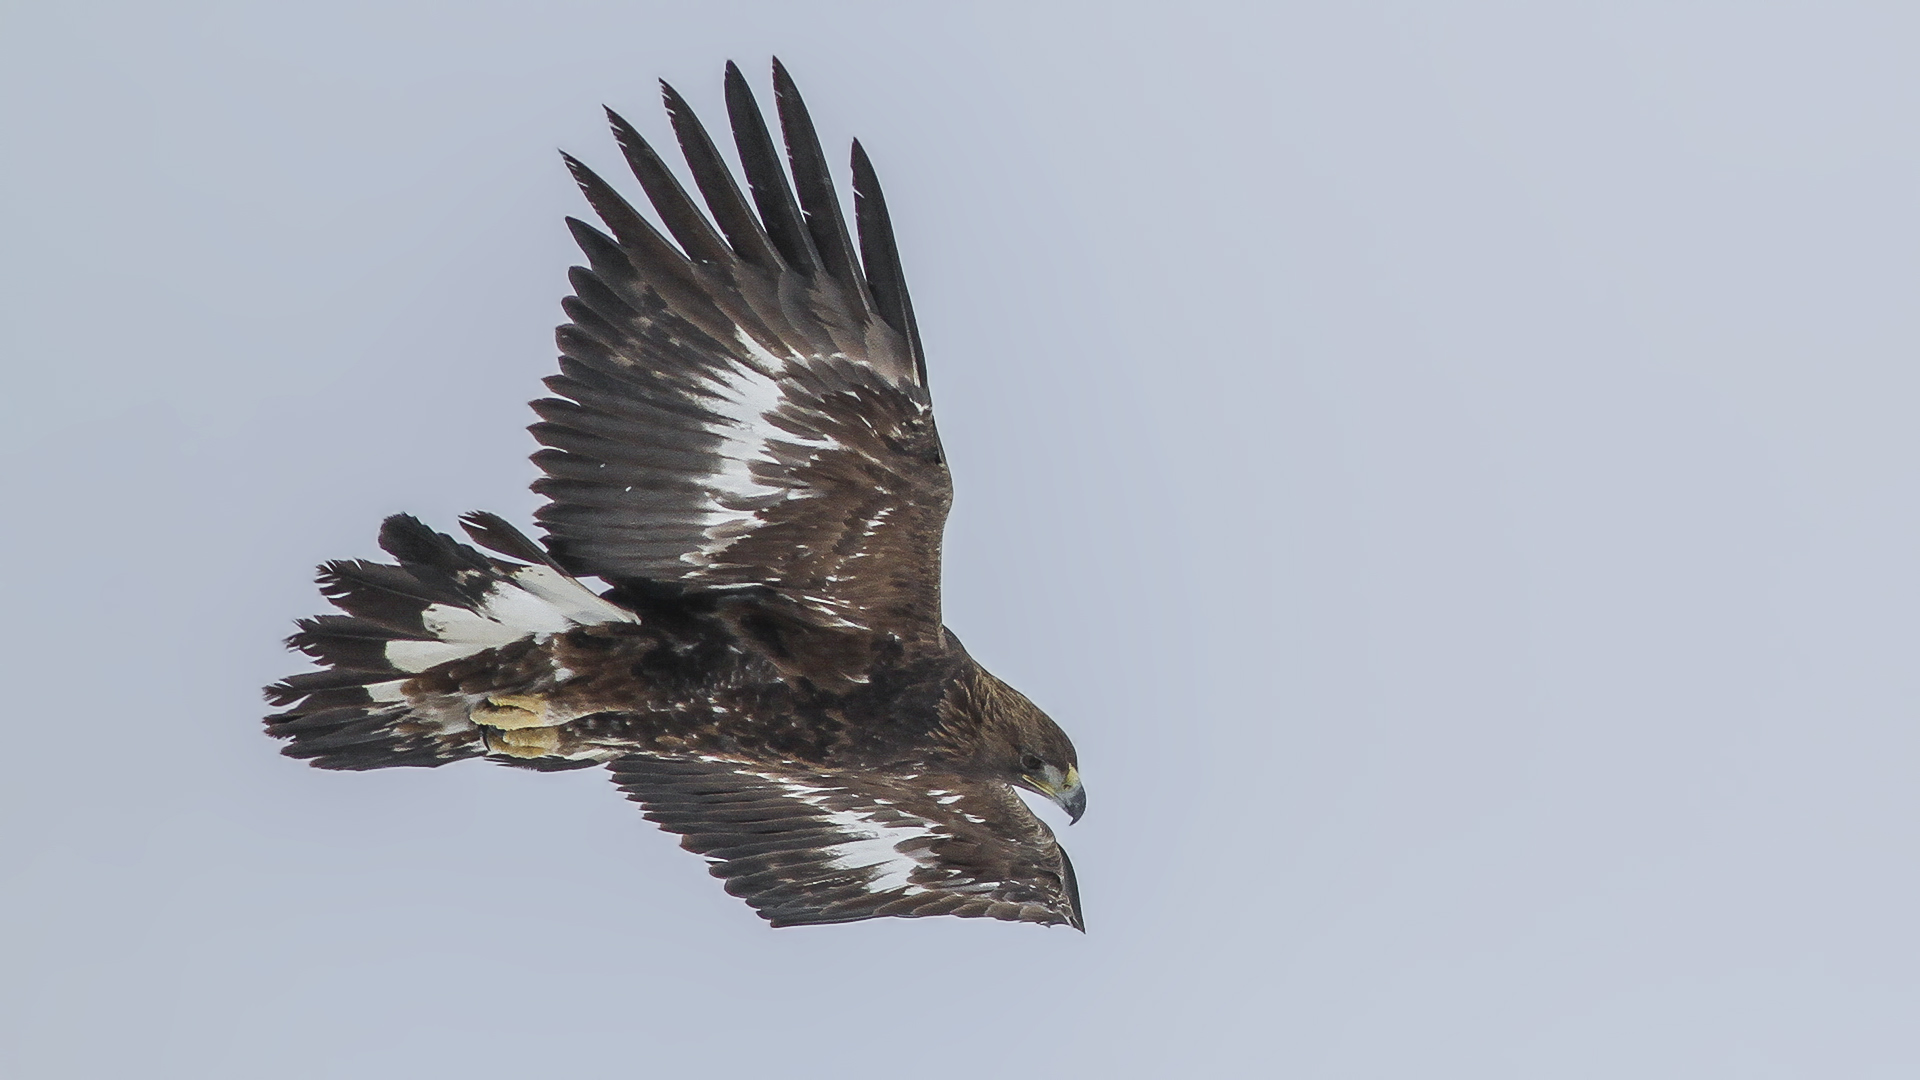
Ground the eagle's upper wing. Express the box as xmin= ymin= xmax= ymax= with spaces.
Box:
xmin=536 ymin=61 xmax=949 ymax=644
xmin=609 ymin=755 xmax=1083 ymax=930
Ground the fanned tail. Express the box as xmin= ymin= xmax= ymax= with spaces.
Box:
xmin=264 ymin=513 xmax=633 ymax=771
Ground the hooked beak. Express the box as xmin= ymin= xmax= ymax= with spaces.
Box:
xmin=1028 ymin=764 xmax=1086 ymax=824
xmin=1061 ymin=776 xmax=1086 ymax=824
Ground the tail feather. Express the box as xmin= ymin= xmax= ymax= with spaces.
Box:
xmin=265 ymin=512 xmax=635 ymax=771
xmin=378 ymin=513 xmax=495 ymax=573
xmin=459 ymin=511 xmax=563 ymax=568
xmin=285 ymin=615 xmax=397 ymax=670
xmin=314 ymin=561 xmax=455 ymax=634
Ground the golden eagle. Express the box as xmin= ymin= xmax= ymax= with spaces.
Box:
xmin=266 ymin=61 xmax=1085 ymax=930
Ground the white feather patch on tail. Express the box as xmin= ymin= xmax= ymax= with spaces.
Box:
xmin=384 ymin=565 xmax=637 ymax=674
xmin=505 ymin=565 xmax=636 ymax=625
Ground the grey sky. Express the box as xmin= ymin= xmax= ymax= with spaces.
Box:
xmin=3 ymin=2 xmax=1917 ymax=1076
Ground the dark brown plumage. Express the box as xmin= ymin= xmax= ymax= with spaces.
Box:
xmin=265 ymin=61 xmax=1085 ymax=929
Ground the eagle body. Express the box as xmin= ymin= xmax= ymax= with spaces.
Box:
xmin=267 ymin=61 xmax=1085 ymax=929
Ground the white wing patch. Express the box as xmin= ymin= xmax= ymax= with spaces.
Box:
xmin=700 ymin=363 xmax=787 ymax=513
xmin=688 ymin=361 xmax=835 ymax=563
xmin=753 ymin=772 xmax=945 ymax=896
xmin=730 ymin=327 xmax=785 ymax=371
xmin=817 ymin=806 xmax=940 ymax=893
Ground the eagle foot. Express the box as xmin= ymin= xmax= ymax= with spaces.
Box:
xmin=471 ymin=694 xmax=551 ymax=730
xmin=483 ymin=725 xmax=562 ymax=758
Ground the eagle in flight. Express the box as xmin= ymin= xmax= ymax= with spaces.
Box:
xmin=266 ymin=61 xmax=1085 ymax=929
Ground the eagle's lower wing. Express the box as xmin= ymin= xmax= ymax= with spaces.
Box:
xmin=609 ymin=755 xmax=1083 ymax=930
xmin=535 ymin=61 xmax=950 ymax=644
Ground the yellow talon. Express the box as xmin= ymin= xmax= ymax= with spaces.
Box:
xmin=472 ymin=694 xmax=550 ymax=730
xmin=488 ymin=694 xmax=548 ymax=713
xmin=487 ymin=726 xmax=562 ymax=758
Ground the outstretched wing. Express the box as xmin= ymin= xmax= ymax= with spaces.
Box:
xmin=536 ymin=60 xmax=949 ymax=644
xmin=609 ymin=755 xmax=1083 ymax=930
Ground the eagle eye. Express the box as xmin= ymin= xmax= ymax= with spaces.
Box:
xmin=1019 ymin=752 xmax=1045 ymax=774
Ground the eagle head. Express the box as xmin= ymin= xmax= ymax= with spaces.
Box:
xmin=941 ymin=660 xmax=1085 ymax=823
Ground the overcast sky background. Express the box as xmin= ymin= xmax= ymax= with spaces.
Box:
xmin=3 ymin=1 xmax=1917 ymax=1076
